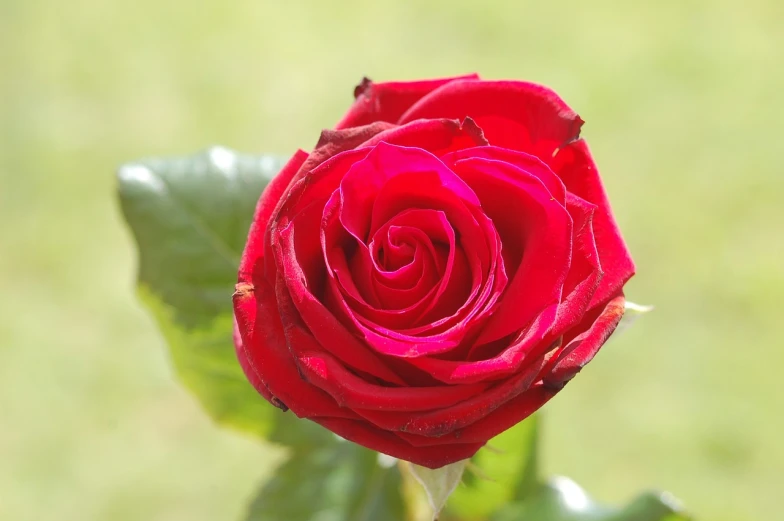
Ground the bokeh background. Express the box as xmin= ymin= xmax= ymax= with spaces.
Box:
xmin=2 ymin=0 xmax=782 ymax=520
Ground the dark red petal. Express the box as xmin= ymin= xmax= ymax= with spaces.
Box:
xmin=437 ymin=384 xmax=557 ymax=444
xmin=450 ymin=155 xmax=573 ymax=345
xmin=335 ymin=74 xmax=481 ymax=130
xmin=314 ymin=417 xmax=484 ymax=469
xmin=304 ymin=122 xmax=396 ymax=173
xmin=388 ymin=383 xmax=557 ymax=446
xmin=544 ymin=293 xmax=626 ymax=387
xmin=235 ymin=275 xmax=357 ymax=420
xmin=290 ymin=344 xmax=488 ymax=412
xmin=238 ymin=150 xmax=309 ymax=282
xmin=273 ymin=217 xmax=407 ymax=385
xmin=399 ymin=80 xmax=583 ymax=161
xmin=548 ymin=193 xmax=603 ymax=337
xmin=264 ymin=147 xmax=373 ymax=280
xmin=359 ymin=117 xmax=489 ymax=156
xmin=354 ymin=354 xmax=546 ymax=436
xmin=405 ymin=305 xmax=558 ymax=384
xmin=551 ymin=140 xmax=635 ymax=309
xmin=442 ymin=146 xmax=566 ymax=205
xmin=232 ymin=314 xmax=276 ymax=404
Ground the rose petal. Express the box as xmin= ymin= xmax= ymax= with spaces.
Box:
xmin=274 ymin=216 xmax=407 ymax=385
xmin=449 ymin=155 xmax=573 ymax=345
xmin=359 ymin=117 xmax=489 ymax=155
xmin=320 ymin=143 xmax=508 ymax=356
xmin=405 ymin=303 xmax=559 ymax=384
xmin=336 ymin=74 xmax=481 ymax=130
xmin=543 ymin=293 xmax=626 ymax=387
xmin=290 ymin=344 xmax=488 ymax=412
xmin=548 ymin=193 xmax=603 ymax=337
xmin=238 ymin=150 xmax=309 ymax=281
xmin=337 ymin=142 xmax=482 ymax=243
xmin=354 ymin=353 xmax=547 ymax=436
xmin=398 ymin=80 xmax=583 ymax=161
xmin=235 ymin=275 xmax=358 ymax=420
xmin=442 ymin=146 xmax=566 ymax=205
xmin=551 ymin=140 xmax=635 ymax=309
xmin=323 ymin=203 xmax=452 ymax=329
xmin=264 ymin=147 xmax=373 ymax=279
xmin=430 ymin=384 xmax=557 ymax=444
xmin=232 ymin=303 xmax=276 ymax=405
xmin=314 ymin=417 xmax=483 ymax=469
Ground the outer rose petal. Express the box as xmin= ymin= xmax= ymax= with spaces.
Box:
xmin=235 ymin=275 xmax=359 ymax=420
xmin=547 ymin=193 xmax=603 ymax=337
xmin=352 ymin=353 xmax=547 ymax=436
xmin=291 ymin=345 xmax=489 ymax=412
xmin=449 ymin=154 xmax=573 ymax=344
xmin=335 ymin=74 xmax=481 ymax=130
xmin=232 ymin=316 xmax=276 ymax=406
xmin=398 ymin=80 xmax=584 ymax=161
xmin=544 ymin=293 xmax=626 ymax=387
xmin=304 ymin=122 xmax=396 ymax=173
xmin=238 ymin=150 xmax=309 ymax=281
xmin=314 ymin=417 xmax=483 ymax=469
xmin=551 ymin=140 xmax=635 ymax=309
xmin=359 ymin=117 xmax=489 ymax=155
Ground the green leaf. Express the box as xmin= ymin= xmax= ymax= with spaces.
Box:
xmin=490 ymin=477 xmax=690 ymax=521
xmin=409 ymin=460 xmax=469 ymax=520
xmin=244 ymin=437 xmax=406 ymax=521
xmin=117 ymin=146 xmax=287 ymax=437
xmin=443 ymin=416 xmax=539 ymax=520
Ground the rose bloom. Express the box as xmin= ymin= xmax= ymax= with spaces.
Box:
xmin=233 ymin=74 xmax=635 ymax=468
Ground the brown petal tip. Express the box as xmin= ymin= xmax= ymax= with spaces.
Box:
xmin=353 ymin=77 xmax=373 ymax=99
xmin=233 ymin=282 xmax=255 ymax=300
xmin=461 ymin=117 xmax=490 ymax=146
xmin=270 ymin=396 xmax=289 ymax=412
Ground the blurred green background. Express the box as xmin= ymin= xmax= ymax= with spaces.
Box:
xmin=1 ymin=0 xmax=782 ymax=520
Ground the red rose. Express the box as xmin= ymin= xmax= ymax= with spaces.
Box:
xmin=233 ymin=74 xmax=635 ymax=468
